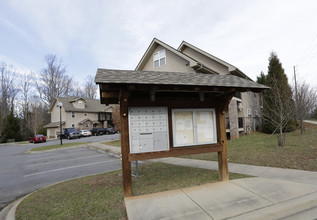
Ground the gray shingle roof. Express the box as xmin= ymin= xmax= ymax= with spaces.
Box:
xmin=43 ymin=121 xmax=65 ymax=128
xmin=95 ymin=69 xmax=269 ymax=90
xmin=52 ymin=97 xmax=113 ymax=113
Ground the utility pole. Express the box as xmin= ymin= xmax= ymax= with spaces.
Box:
xmin=294 ymin=66 xmax=298 ymax=117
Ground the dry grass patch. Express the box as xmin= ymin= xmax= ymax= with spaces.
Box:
xmin=183 ymin=123 xmax=317 ymax=171
xmin=16 ymin=162 xmax=249 ymax=220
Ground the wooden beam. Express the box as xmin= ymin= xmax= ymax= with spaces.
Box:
xmin=120 ymin=89 xmax=132 ymax=197
xmin=216 ymin=110 xmax=229 ymax=181
xmin=101 ymin=91 xmax=119 ymax=99
xmin=129 ymin=144 xmax=222 ymax=161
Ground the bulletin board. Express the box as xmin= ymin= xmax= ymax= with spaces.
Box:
xmin=172 ymin=108 xmax=217 ymax=147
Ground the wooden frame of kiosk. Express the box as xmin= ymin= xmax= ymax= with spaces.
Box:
xmin=95 ymin=69 xmax=268 ymax=197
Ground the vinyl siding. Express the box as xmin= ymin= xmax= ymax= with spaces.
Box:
xmin=141 ymin=45 xmax=195 ymax=73
xmin=181 ymin=47 xmax=229 ymax=75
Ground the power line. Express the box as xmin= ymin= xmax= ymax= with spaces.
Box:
xmin=297 ymin=31 xmax=317 ymax=67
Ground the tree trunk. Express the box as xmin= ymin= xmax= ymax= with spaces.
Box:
xmin=300 ymin=119 xmax=304 ymax=134
xmin=278 ymin=127 xmax=285 ymax=147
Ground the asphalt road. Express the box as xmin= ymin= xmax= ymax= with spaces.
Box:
xmin=0 ymin=134 xmax=121 ymax=211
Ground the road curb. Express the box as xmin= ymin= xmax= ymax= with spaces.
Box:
xmin=0 ymin=192 xmax=34 ymax=220
xmin=86 ymin=143 xmax=121 ymax=158
xmin=24 ymin=144 xmax=87 ymax=154
xmin=0 ymin=166 xmax=122 ymax=220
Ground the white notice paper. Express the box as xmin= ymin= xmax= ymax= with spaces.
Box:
xmin=199 ymin=112 xmax=210 ymax=121
xmin=176 ymin=119 xmax=185 ymax=131
xmin=184 ymin=119 xmax=193 ymax=130
xmin=176 ymin=134 xmax=185 ymax=145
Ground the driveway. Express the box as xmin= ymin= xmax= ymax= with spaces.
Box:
xmin=304 ymin=120 xmax=317 ymax=125
xmin=0 ymin=134 xmax=121 ymax=211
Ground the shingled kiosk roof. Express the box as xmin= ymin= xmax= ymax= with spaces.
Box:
xmin=95 ymin=69 xmax=269 ymax=104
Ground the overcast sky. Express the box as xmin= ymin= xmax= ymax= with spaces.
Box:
xmin=1 ymin=0 xmax=317 ymax=89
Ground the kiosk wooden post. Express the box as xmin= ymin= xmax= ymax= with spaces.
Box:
xmin=217 ymin=110 xmax=229 ymax=181
xmin=119 ymin=89 xmax=132 ymax=197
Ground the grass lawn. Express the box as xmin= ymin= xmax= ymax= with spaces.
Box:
xmin=16 ymin=162 xmax=249 ymax=220
xmin=101 ymin=140 xmax=121 ymax=147
xmin=183 ymin=123 xmax=317 ymax=171
xmin=30 ymin=142 xmax=86 ymax=152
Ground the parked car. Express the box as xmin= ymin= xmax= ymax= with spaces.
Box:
xmin=80 ymin=130 xmax=92 ymax=137
xmin=29 ymin=134 xmax=46 ymax=144
xmin=91 ymin=128 xmax=104 ymax=136
xmin=58 ymin=128 xmax=81 ymax=139
xmin=104 ymin=127 xmax=116 ymax=134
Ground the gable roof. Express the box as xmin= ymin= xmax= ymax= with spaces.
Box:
xmin=69 ymin=97 xmax=87 ymax=103
xmin=49 ymin=97 xmax=113 ymax=113
xmin=95 ymin=69 xmax=269 ymax=91
xmin=135 ymin=38 xmax=198 ymax=70
xmin=178 ymin=41 xmax=251 ymax=80
xmin=136 ymin=38 xmax=252 ymax=80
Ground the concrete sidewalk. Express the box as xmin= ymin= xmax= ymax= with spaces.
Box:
xmin=125 ymin=158 xmax=317 ymax=219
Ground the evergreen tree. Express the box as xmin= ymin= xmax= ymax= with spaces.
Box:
xmin=257 ymin=52 xmax=296 ymax=146
xmin=4 ymin=109 xmax=22 ymax=142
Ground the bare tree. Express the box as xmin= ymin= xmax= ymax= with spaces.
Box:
xmin=27 ymin=100 xmax=46 ymax=135
xmin=258 ymin=52 xmax=295 ymax=147
xmin=0 ymin=63 xmax=19 ymax=140
xmin=36 ymin=54 xmax=73 ymax=108
xmin=294 ymin=80 xmax=317 ymax=134
xmin=262 ymin=75 xmax=294 ymax=146
xmin=70 ymin=81 xmax=85 ymax=97
xmin=83 ymin=75 xmax=98 ymax=99
xmin=19 ymin=72 xmax=34 ymax=138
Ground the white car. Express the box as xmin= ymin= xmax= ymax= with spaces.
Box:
xmin=80 ymin=130 xmax=92 ymax=137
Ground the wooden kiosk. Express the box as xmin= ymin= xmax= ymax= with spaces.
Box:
xmin=95 ymin=69 xmax=268 ymax=197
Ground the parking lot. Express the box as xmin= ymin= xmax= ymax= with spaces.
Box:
xmin=0 ymin=133 xmax=121 ymax=211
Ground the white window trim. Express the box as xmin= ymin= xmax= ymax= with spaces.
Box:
xmin=247 ymin=108 xmax=252 ymax=117
xmin=172 ymin=108 xmax=217 ymax=147
xmin=153 ymin=49 xmax=166 ymax=68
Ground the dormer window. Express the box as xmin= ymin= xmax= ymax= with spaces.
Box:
xmin=153 ymin=49 xmax=166 ymax=67
xmin=78 ymin=100 xmax=82 ymax=104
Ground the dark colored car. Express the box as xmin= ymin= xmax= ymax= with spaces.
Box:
xmin=63 ymin=128 xmax=81 ymax=139
xmin=91 ymin=128 xmax=104 ymax=136
xmin=104 ymin=127 xmax=116 ymax=134
xmin=29 ymin=134 xmax=46 ymax=144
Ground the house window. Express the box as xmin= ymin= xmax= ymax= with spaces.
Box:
xmin=153 ymin=49 xmax=166 ymax=68
xmin=247 ymin=109 xmax=252 ymax=118
xmin=255 ymin=110 xmax=258 ymax=117
xmin=78 ymin=100 xmax=82 ymax=104
xmin=172 ymin=108 xmax=217 ymax=147
xmin=85 ymin=123 xmax=89 ymax=128
xmin=71 ymin=123 xmax=75 ymax=128
xmin=72 ymin=112 xmax=75 ymax=118
xmin=84 ymin=112 xmax=87 ymax=116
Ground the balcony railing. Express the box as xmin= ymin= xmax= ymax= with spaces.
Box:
xmin=225 ymin=117 xmax=244 ymax=130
